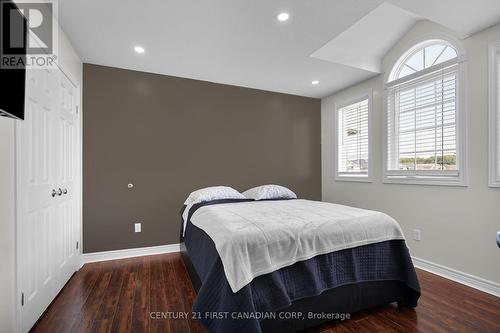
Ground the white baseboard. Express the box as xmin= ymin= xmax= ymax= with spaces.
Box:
xmin=81 ymin=243 xmax=181 ymax=265
xmin=412 ymin=256 xmax=500 ymax=297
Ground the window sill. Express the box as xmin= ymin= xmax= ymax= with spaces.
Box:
xmin=383 ymin=175 xmax=467 ymax=187
xmin=335 ymin=175 xmax=373 ymax=183
xmin=488 ymin=180 xmax=500 ymax=188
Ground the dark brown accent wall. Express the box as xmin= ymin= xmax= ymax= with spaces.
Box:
xmin=83 ymin=63 xmax=321 ymax=253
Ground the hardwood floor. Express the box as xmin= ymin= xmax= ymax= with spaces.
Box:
xmin=31 ymin=253 xmax=500 ymax=333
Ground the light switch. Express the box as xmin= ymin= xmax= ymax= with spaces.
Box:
xmin=135 ymin=223 xmax=141 ymax=233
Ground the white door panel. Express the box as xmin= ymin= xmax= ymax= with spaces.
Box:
xmin=53 ymin=71 xmax=79 ymax=290
xmin=18 ymin=77 xmax=57 ymax=331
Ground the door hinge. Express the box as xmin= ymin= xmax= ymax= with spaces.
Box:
xmin=76 ymin=105 xmax=79 ymax=114
xmin=76 ymin=241 xmax=79 ymax=250
xmin=21 ymin=293 xmax=24 ymax=306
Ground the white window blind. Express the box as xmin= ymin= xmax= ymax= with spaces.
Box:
xmin=387 ymin=64 xmax=459 ymax=177
xmin=337 ymin=98 xmax=369 ymax=177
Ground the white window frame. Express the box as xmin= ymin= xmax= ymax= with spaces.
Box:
xmin=383 ymin=38 xmax=467 ymax=186
xmin=335 ymin=92 xmax=373 ymax=182
xmin=488 ymin=41 xmax=500 ymax=187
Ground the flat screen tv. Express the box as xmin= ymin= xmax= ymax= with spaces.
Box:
xmin=0 ymin=0 xmax=27 ymax=120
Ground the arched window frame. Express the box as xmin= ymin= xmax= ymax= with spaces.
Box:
xmin=389 ymin=39 xmax=459 ymax=82
xmin=383 ymin=36 xmax=467 ymax=186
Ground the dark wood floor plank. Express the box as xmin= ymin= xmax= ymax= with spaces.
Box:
xmin=376 ymin=306 xmax=420 ymax=333
xmin=161 ymin=255 xmax=190 ymax=333
xmin=91 ymin=260 xmax=128 ymax=332
xmin=149 ymin=255 xmax=171 ymax=333
xmin=131 ymin=256 xmax=151 ymax=333
xmin=110 ymin=270 xmax=138 ymax=333
xmin=31 ymin=253 xmax=500 ymax=333
xmin=170 ymin=256 xmax=206 ymax=333
xmin=308 ymin=322 xmax=353 ymax=333
xmin=68 ymin=270 xmax=113 ymax=333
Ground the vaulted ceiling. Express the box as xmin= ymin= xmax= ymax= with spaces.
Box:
xmin=59 ymin=0 xmax=500 ymax=98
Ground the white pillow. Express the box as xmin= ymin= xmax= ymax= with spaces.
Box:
xmin=242 ymin=184 xmax=297 ymax=201
xmin=182 ymin=186 xmax=245 ymax=235
xmin=184 ymin=186 xmax=245 ymax=205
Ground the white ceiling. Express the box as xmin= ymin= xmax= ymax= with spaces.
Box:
xmin=58 ymin=0 xmax=500 ymax=98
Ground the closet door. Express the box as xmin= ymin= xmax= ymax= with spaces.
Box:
xmin=17 ymin=68 xmax=58 ymax=333
xmin=17 ymin=67 xmax=80 ymax=333
xmin=53 ymin=71 xmax=80 ymax=291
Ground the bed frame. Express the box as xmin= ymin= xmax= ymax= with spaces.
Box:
xmin=179 ymin=240 xmax=415 ymax=332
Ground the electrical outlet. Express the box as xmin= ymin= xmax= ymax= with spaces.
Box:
xmin=135 ymin=223 xmax=142 ymax=233
xmin=412 ymin=229 xmax=421 ymax=241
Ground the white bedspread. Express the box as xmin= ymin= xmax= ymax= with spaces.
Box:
xmin=189 ymin=199 xmax=405 ymax=293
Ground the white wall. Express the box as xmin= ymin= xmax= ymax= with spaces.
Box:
xmin=0 ymin=19 xmax=82 ymax=333
xmin=322 ymin=20 xmax=500 ymax=286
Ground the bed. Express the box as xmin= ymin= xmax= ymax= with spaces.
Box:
xmin=179 ymin=198 xmax=420 ymax=333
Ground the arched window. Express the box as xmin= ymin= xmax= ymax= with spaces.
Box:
xmin=392 ymin=42 xmax=458 ymax=80
xmin=384 ymin=39 xmax=466 ymax=185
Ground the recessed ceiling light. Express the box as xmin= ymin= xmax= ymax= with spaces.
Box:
xmin=134 ymin=46 xmax=145 ymax=54
xmin=277 ymin=12 xmax=289 ymax=21
xmin=312 ymin=80 xmax=319 ymax=85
